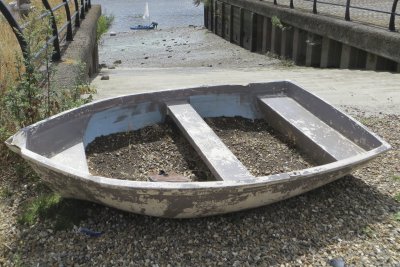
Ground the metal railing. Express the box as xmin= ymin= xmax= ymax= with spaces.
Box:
xmin=0 ymin=0 xmax=92 ymax=62
xmin=271 ymin=0 xmax=399 ymax=32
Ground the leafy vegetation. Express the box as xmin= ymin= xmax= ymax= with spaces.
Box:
xmin=394 ymin=212 xmax=400 ymax=222
xmin=97 ymin=14 xmax=115 ymax=41
xmin=18 ymin=193 xmax=92 ymax=230
xmin=0 ymin=1 xmax=97 ymax=231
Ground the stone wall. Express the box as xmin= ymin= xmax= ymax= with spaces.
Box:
xmin=53 ymin=5 xmax=101 ymax=89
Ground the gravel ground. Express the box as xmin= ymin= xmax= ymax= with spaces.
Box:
xmin=86 ymin=117 xmax=313 ymax=181
xmin=0 ymin=110 xmax=399 ymax=266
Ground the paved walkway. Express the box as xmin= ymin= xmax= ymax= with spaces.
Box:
xmin=262 ymin=0 xmax=399 ymax=30
xmin=92 ymin=66 xmax=400 ymax=115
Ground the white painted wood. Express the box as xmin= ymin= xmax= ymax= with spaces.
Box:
xmin=259 ymin=96 xmax=365 ymax=160
xmin=167 ymin=102 xmax=253 ymax=181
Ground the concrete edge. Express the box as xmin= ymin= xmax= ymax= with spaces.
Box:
xmin=53 ymin=5 xmax=102 ymax=90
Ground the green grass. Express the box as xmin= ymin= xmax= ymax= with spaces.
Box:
xmin=394 ymin=212 xmax=400 ymax=222
xmin=394 ymin=193 xmax=400 ymax=202
xmin=361 ymin=225 xmax=376 ymax=238
xmin=97 ymin=14 xmax=114 ymax=41
xmin=19 ymin=193 xmax=61 ymax=225
xmin=0 ymin=187 xmax=12 ymax=199
xmin=392 ymin=175 xmax=400 ymax=182
xmin=18 ymin=193 xmax=92 ymax=230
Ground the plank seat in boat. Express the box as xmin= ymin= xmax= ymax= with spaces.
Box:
xmin=167 ymin=102 xmax=253 ymax=181
xmin=258 ymin=96 xmax=365 ymax=162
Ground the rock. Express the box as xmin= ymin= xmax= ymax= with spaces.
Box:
xmin=109 ymin=32 xmax=117 ymax=36
xmin=113 ymin=60 xmax=122 ymax=64
xmin=329 ymin=258 xmax=346 ymax=267
xmin=101 ymin=75 xmax=110 ymax=80
xmin=108 ymin=65 xmax=116 ymax=69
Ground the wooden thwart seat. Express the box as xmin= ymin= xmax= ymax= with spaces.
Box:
xmin=167 ymin=102 xmax=253 ymax=181
xmin=258 ymin=96 xmax=365 ymax=161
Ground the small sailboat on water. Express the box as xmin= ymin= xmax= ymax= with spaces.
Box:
xmin=142 ymin=2 xmax=149 ymax=19
xmin=130 ymin=2 xmax=158 ymax=30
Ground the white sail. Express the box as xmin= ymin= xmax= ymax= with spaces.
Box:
xmin=142 ymin=2 xmax=149 ymax=19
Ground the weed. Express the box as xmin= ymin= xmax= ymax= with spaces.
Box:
xmin=19 ymin=193 xmax=61 ymax=225
xmin=12 ymin=252 xmax=23 ymax=267
xmin=392 ymin=175 xmax=400 ymax=181
xmin=394 ymin=193 xmax=400 ymax=202
xmin=359 ymin=117 xmax=376 ymax=126
xmin=97 ymin=14 xmax=114 ymax=41
xmin=193 ymin=0 xmax=210 ymax=7
xmin=0 ymin=187 xmax=12 ymax=199
xmin=19 ymin=193 xmax=92 ymax=230
xmin=394 ymin=212 xmax=400 ymax=222
xmin=361 ymin=225 xmax=376 ymax=238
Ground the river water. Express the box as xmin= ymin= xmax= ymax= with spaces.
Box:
xmin=92 ymin=0 xmax=204 ymax=32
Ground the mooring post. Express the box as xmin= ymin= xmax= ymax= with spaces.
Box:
xmin=292 ymin=28 xmax=307 ymax=65
xmin=320 ymin=37 xmax=341 ymax=68
xmin=261 ymin=16 xmax=272 ymax=53
xmin=281 ymin=27 xmax=294 ymax=59
xmin=271 ymin=25 xmax=282 ymax=55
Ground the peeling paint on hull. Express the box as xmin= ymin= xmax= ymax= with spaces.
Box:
xmin=5 ymin=81 xmax=391 ymax=218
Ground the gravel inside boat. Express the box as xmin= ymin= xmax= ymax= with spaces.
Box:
xmin=86 ymin=116 xmax=315 ymax=181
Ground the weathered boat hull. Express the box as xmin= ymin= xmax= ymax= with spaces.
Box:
xmin=6 ymin=81 xmax=390 ymax=218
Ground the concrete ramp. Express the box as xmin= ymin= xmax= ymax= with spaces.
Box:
xmin=167 ymin=102 xmax=253 ymax=181
xmin=258 ymin=96 xmax=365 ymax=162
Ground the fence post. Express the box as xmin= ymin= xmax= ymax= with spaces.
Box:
xmin=313 ymin=0 xmax=317 ymax=14
xmin=84 ymin=0 xmax=88 ymax=11
xmin=345 ymin=0 xmax=351 ymax=21
xmin=62 ymin=0 xmax=73 ymax=40
xmin=290 ymin=0 xmax=294 ymax=9
xmin=42 ymin=0 xmax=61 ymax=60
xmin=274 ymin=0 xmax=277 ymax=5
xmin=0 ymin=0 xmax=28 ymax=57
xmin=80 ymin=0 xmax=85 ymax=19
xmin=389 ymin=0 xmax=398 ymax=31
xmin=73 ymin=0 xmax=80 ymax=26
xmin=88 ymin=0 xmax=91 ymax=9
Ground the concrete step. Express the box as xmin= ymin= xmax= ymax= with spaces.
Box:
xmin=258 ymin=96 xmax=365 ymax=162
xmin=167 ymin=102 xmax=253 ymax=181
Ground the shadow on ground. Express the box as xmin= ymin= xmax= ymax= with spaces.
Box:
xmin=6 ymin=174 xmax=399 ymax=266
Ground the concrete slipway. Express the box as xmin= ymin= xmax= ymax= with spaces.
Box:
xmin=92 ymin=66 xmax=400 ymax=115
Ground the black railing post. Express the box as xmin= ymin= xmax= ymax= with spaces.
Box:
xmin=63 ymin=0 xmax=73 ymax=40
xmin=389 ymin=0 xmax=398 ymax=31
xmin=84 ymin=0 xmax=88 ymax=11
xmin=345 ymin=0 xmax=351 ymax=21
xmin=0 ymin=0 xmax=28 ymax=57
xmin=42 ymin=0 xmax=61 ymax=60
xmin=73 ymin=0 xmax=80 ymax=26
xmin=313 ymin=0 xmax=317 ymax=14
xmin=88 ymin=0 xmax=91 ymax=8
xmin=290 ymin=0 xmax=294 ymax=9
xmin=80 ymin=0 xmax=85 ymax=19
xmin=274 ymin=0 xmax=277 ymax=5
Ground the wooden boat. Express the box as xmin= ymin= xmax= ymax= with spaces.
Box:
xmin=5 ymin=82 xmax=390 ymax=218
